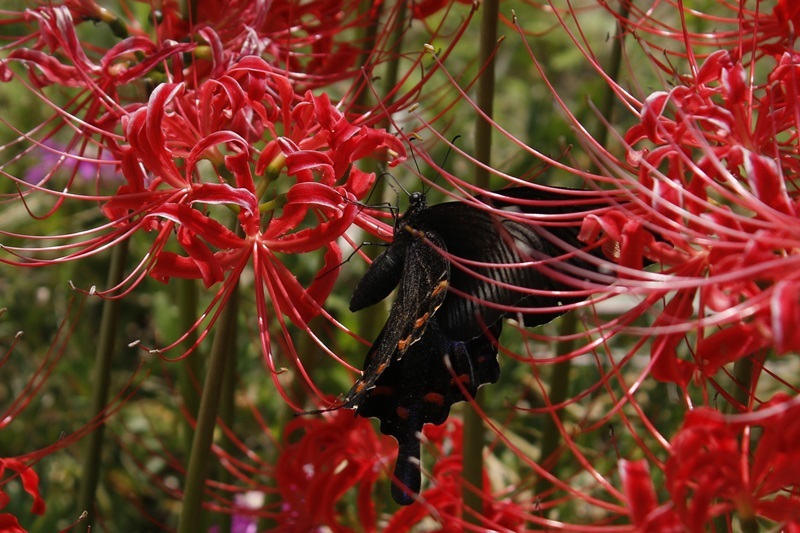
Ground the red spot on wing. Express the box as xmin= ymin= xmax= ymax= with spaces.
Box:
xmin=369 ymin=385 xmax=394 ymax=398
xmin=423 ymin=392 xmax=445 ymax=406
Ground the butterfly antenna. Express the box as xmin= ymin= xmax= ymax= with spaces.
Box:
xmin=424 ymin=134 xmax=461 ymax=195
xmin=375 ymin=171 xmax=412 ymax=201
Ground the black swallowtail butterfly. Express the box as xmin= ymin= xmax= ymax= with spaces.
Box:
xmin=342 ymin=186 xmax=615 ymax=505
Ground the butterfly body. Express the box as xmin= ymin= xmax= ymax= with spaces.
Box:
xmin=344 ymin=186 xmax=612 ymax=505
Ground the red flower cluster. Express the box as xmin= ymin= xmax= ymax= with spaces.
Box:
xmin=274 ymin=409 xmax=395 ymax=530
xmin=275 ymin=414 xmax=524 ymax=531
xmin=582 ymin=3 xmax=800 ymax=390
xmin=622 ymin=394 xmax=800 ymax=530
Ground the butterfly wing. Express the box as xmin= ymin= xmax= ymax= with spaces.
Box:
xmin=415 ymin=187 xmax=610 ymax=339
xmin=342 ymin=231 xmax=450 ymax=409
xmin=344 ymin=186 xmax=612 ymax=505
xmin=356 ymin=318 xmax=502 ymax=505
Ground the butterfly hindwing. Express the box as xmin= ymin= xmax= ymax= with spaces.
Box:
xmin=356 ymin=318 xmax=501 ymax=505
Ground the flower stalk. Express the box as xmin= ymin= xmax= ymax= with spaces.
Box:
xmin=77 ymin=240 xmax=129 ymax=528
xmin=176 ymin=278 xmax=201 ymax=456
xmin=463 ymin=0 xmax=500 ymax=523
xmin=177 ymin=283 xmax=239 ymax=533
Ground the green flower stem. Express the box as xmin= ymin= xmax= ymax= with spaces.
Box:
xmin=533 ymin=312 xmax=578 ymax=507
xmin=471 ymin=0 xmax=499 ymax=191
xmin=381 ymin=0 xmax=408 ymax=119
xmin=77 ymin=240 xmax=129 ymax=529
xmin=176 ymin=278 xmax=201 ymax=456
xmin=462 ymin=388 xmax=486 ymax=520
xmin=177 ymin=284 xmax=239 ymax=533
xmin=356 ymin=0 xmax=385 ymax=111
xmin=726 ymin=355 xmax=755 ymax=414
xmin=593 ymin=1 xmax=630 ymax=151
xmin=463 ymin=0 xmax=499 ymax=524
xmin=717 ymin=354 xmax=757 ymax=530
xmin=215 ymin=308 xmax=238 ymax=533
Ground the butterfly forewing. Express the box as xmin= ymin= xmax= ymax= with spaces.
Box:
xmin=343 ymin=231 xmax=450 ymax=409
xmin=415 ymin=187 xmax=610 ymax=338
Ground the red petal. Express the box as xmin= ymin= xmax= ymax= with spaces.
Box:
xmin=695 ymin=323 xmax=768 ymax=377
xmin=620 ymin=459 xmax=659 ymax=526
xmin=771 ymin=281 xmax=800 ymax=354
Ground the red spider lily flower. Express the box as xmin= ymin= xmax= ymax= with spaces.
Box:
xmin=617 ymin=45 xmax=800 ymax=387
xmin=3 ymin=51 xmax=404 ymax=331
xmin=93 ymin=57 xmax=405 ymax=404
xmin=665 ymin=395 xmax=800 ymax=529
xmin=274 ymin=408 xmax=396 ymax=531
xmin=0 ymin=459 xmax=45 ymax=533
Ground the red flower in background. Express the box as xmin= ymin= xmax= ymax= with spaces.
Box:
xmin=274 ymin=414 xmax=524 ymax=532
xmin=274 ymin=409 xmax=395 ymax=531
xmin=619 ymin=395 xmax=800 ymax=531
xmin=666 ymin=395 xmax=800 ymax=529
xmin=0 ymin=459 xmax=45 ymax=533
xmin=2 ymin=4 xmax=406 ymax=381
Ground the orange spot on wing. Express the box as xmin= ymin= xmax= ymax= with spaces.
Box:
xmin=414 ymin=313 xmax=430 ymax=329
xmin=396 ymin=406 xmax=410 ymax=420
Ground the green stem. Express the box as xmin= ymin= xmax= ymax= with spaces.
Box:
xmin=177 ymin=285 xmax=239 ymax=533
xmin=381 ymin=0 xmax=408 ymax=122
xmin=463 ymin=0 xmax=499 ymax=524
xmin=77 ymin=240 xmax=129 ymax=528
xmin=592 ymin=1 xmax=630 ymax=152
xmin=725 ymin=356 xmax=754 ymax=414
xmin=472 ymin=0 xmax=499 ymax=190
xmin=462 ymin=388 xmax=486 ymax=521
xmin=355 ymin=0 xmax=385 ymax=113
xmin=714 ymin=356 xmax=757 ymax=530
xmin=533 ymin=313 xmax=578 ymax=506
xmin=176 ymin=278 xmax=201 ymax=456
xmin=215 ymin=312 xmax=238 ymax=533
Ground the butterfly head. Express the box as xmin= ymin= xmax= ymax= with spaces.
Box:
xmin=409 ymin=191 xmax=426 ymax=207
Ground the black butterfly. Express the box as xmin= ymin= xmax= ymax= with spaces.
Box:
xmin=341 ymin=186 xmax=614 ymax=505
